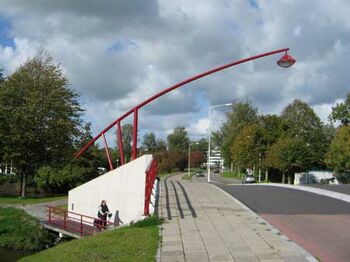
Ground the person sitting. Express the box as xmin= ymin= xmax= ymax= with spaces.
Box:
xmin=97 ymin=200 xmax=111 ymax=230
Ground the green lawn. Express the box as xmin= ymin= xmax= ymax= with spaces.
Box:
xmin=20 ymin=216 xmax=161 ymax=262
xmin=220 ymin=171 xmax=243 ymax=179
xmin=0 ymin=207 xmax=53 ymax=251
xmin=0 ymin=195 xmax=67 ymax=205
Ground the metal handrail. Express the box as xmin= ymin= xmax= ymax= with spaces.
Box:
xmin=47 ymin=206 xmax=114 ymax=235
xmin=144 ymin=159 xmax=158 ymax=215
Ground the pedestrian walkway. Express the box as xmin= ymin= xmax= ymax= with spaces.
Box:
xmin=159 ymin=174 xmax=315 ymax=262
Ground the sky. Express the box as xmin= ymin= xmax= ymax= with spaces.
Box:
xmin=0 ymin=0 xmax=349 ymax=146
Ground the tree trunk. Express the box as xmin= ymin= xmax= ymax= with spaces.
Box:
xmin=287 ymin=174 xmax=291 ymax=184
xmin=282 ymin=172 xmax=285 ymax=184
xmin=21 ymin=173 xmax=26 ymax=198
xmin=265 ymin=169 xmax=268 ymax=182
xmin=230 ymin=162 xmax=233 ymax=172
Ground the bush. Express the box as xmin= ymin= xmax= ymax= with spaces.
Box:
xmin=336 ymin=172 xmax=350 ymax=184
xmin=34 ymin=164 xmax=86 ymax=193
xmin=0 ymin=207 xmax=54 ymax=251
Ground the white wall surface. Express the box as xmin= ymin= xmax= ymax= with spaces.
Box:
xmin=68 ymin=154 xmax=154 ymax=225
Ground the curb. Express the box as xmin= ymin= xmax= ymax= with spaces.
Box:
xmin=209 ymin=182 xmax=317 ymax=262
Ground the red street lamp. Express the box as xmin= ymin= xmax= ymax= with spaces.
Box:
xmin=277 ymin=51 xmax=296 ymax=68
xmin=75 ymin=48 xmax=296 ymax=171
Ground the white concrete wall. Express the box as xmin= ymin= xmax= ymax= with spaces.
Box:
xmin=68 ymin=154 xmax=154 ymax=225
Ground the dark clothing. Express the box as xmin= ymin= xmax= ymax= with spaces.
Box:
xmin=97 ymin=204 xmax=110 ymax=230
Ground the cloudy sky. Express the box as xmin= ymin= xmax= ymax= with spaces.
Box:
xmin=0 ymin=0 xmax=349 ymax=145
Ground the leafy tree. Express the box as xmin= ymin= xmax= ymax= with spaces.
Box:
xmin=34 ymin=164 xmax=86 ymax=193
xmin=330 ymin=93 xmax=350 ymax=126
xmin=325 ymin=126 xmax=350 ymax=182
xmin=0 ymin=68 xmax=5 ymax=163
xmin=142 ymin=132 xmax=157 ymax=152
xmin=167 ymin=126 xmax=189 ymax=152
xmin=266 ymin=136 xmax=313 ymax=183
xmin=216 ymin=100 xmax=258 ymax=166
xmin=155 ymin=138 xmax=167 ymax=151
xmin=231 ymin=124 xmax=259 ymax=172
xmin=281 ymin=99 xmax=328 ymax=169
xmin=0 ymin=51 xmax=83 ymax=197
xmin=189 ymin=151 xmax=205 ymax=168
xmin=191 ymin=138 xmax=208 ymax=158
xmin=121 ymin=123 xmax=133 ymax=162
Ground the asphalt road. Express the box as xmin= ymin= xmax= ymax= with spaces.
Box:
xmin=212 ymin=178 xmax=350 ymax=262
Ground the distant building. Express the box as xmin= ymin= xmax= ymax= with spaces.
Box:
xmin=207 ymin=149 xmax=224 ymax=169
xmin=294 ymin=170 xmax=339 ymax=185
xmin=0 ymin=163 xmax=15 ymax=175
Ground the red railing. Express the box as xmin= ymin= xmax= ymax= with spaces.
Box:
xmin=144 ymin=159 xmax=158 ymax=216
xmin=47 ymin=206 xmax=114 ymax=236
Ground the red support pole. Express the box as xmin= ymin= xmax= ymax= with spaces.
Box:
xmin=102 ymin=133 xmax=114 ymax=170
xmin=117 ymin=122 xmax=125 ymax=165
xmin=132 ymin=108 xmax=138 ymax=160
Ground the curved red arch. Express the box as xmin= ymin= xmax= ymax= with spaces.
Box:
xmin=75 ymin=48 xmax=292 ymax=170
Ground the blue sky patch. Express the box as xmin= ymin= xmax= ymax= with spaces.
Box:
xmin=108 ymin=39 xmax=136 ymax=53
xmin=0 ymin=16 xmax=15 ymax=48
xmin=248 ymin=0 xmax=259 ymax=9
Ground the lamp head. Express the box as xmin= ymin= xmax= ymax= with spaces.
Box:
xmin=277 ymin=52 xmax=296 ymax=68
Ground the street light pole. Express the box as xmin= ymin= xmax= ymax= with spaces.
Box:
xmin=207 ymin=103 xmax=233 ymax=183
xmin=188 ymin=142 xmax=199 ymax=178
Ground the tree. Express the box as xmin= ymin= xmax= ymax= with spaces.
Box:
xmin=142 ymin=132 xmax=157 ymax=152
xmin=231 ymin=124 xmax=259 ymax=172
xmin=330 ymin=93 xmax=350 ymax=126
xmin=326 ymin=126 xmax=350 ymax=182
xmin=281 ymin=99 xmax=328 ymax=169
xmin=216 ymin=100 xmax=258 ymax=167
xmin=0 ymin=51 xmax=83 ymax=197
xmin=121 ymin=123 xmax=133 ymax=162
xmin=0 ymin=68 xmax=5 ymax=163
xmin=266 ymin=136 xmax=313 ymax=183
xmin=191 ymin=138 xmax=208 ymax=158
xmin=190 ymin=151 xmax=205 ymax=168
xmin=167 ymin=126 xmax=189 ymax=152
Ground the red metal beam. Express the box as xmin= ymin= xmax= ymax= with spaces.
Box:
xmin=75 ymin=48 xmax=290 ymax=160
xmin=116 ymin=122 xmax=125 ymax=165
xmin=102 ymin=133 xmax=114 ymax=170
xmin=132 ymin=108 xmax=138 ymax=160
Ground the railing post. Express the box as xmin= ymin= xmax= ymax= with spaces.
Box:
xmin=132 ymin=108 xmax=138 ymax=160
xmin=64 ymin=210 xmax=67 ymax=230
xmin=48 ymin=206 xmax=51 ymax=223
xmin=102 ymin=133 xmax=114 ymax=170
xmin=116 ymin=122 xmax=125 ymax=165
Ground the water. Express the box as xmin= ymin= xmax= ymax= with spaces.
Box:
xmin=0 ymin=248 xmax=32 ymax=262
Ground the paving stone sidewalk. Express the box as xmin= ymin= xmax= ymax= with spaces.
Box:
xmin=159 ymin=174 xmax=315 ymax=262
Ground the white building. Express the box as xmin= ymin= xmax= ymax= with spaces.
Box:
xmin=208 ymin=149 xmax=224 ymax=169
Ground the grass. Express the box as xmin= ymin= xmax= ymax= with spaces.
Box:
xmin=182 ymin=169 xmax=203 ymax=181
xmin=181 ymin=173 xmax=195 ymax=180
xmin=54 ymin=203 xmax=67 ymax=210
xmin=220 ymin=171 xmax=243 ymax=179
xmin=20 ymin=216 xmax=162 ymax=262
xmin=0 ymin=195 xmax=67 ymax=205
xmin=0 ymin=207 xmax=53 ymax=251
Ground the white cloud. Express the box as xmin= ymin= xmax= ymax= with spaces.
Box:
xmin=0 ymin=0 xmax=349 ymax=145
